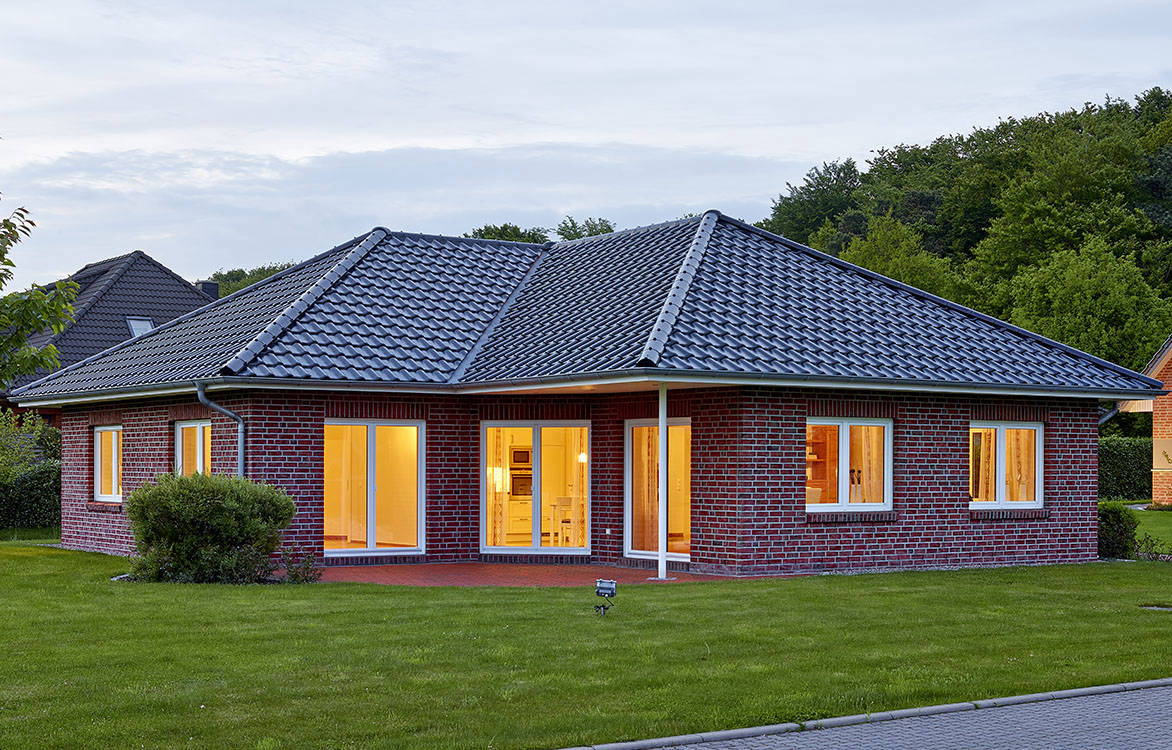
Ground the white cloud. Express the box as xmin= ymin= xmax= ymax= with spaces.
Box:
xmin=1 ymin=0 xmax=1170 ymax=286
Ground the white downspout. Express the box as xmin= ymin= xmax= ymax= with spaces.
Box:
xmin=657 ymin=382 xmax=668 ymax=580
xmin=195 ymin=382 xmax=245 ymax=477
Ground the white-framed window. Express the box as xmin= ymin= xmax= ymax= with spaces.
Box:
xmin=480 ymin=421 xmax=590 ymax=554
xmin=174 ymin=420 xmax=212 ymax=476
xmin=968 ymin=421 xmax=1044 ymax=509
xmin=624 ymin=418 xmax=692 ymax=561
xmin=323 ymin=420 xmax=426 ymax=556
xmin=93 ymin=426 xmax=123 ymax=502
xmin=804 ymin=417 xmax=893 ymax=511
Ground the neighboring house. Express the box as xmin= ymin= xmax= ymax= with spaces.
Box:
xmin=12 ymin=212 xmax=1163 ymax=575
xmin=7 ymin=251 xmax=218 ymax=424
xmin=1118 ymin=337 xmax=1172 ymax=505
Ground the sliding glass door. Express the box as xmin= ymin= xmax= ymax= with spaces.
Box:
xmin=481 ymin=421 xmax=590 ymax=553
xmin=323 ymin=421 xmax=424 ymax=554
xmin=625 ymin=419 xmax=692 ymax=559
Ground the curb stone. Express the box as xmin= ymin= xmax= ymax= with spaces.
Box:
xmin=567 ymin=677 xmax=1172 ymax=750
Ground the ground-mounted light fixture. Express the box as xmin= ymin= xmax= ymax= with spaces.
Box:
xmin=594 ymin=578 xmax=616 ymax=615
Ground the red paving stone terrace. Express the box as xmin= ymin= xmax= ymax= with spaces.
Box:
xmin=320 ymin=563 xmax=728 ymax=587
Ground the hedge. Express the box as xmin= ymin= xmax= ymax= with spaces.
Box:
xmin=0 ymin=460 xmax=61 ymax=528
xmin=1098 ymin=436 xmax=1151 ymax=501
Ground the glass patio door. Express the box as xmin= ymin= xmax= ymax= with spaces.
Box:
xmin=626 ymin=420 xmax=692 ymax=558
xmin=323 ymin=421 xmax=423 ymax=554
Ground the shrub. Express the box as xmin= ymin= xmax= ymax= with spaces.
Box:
xmin=279 ymin=545 xmax=323 ymax=584
xmin=0 ymin=460 xmax=62 ymax=528
xmin=1098 ymin=437 xmax=1151 ymax=501
xmin=1098 ymin=501 xmax=1140 ymax=559
xmin=125 ymin=473 xmax=295 ymax=584
xmin=1135 ymin=532 xmax=1170 ymax=560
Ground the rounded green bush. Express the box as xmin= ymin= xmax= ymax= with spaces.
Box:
xmin=125 ymin=473 xmax=294 ymax=583
xmin=1097 ymin=501 xmax=1140 ymax=559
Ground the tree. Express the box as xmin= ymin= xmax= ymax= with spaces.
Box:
xmin=464 ymin=223 xmax=549 ymax=244
xmin=210 ymin=262 xmax=296 ymax=297
xmin=968 ymin=107 xmax=1160 ymax=314
xmin=1009 ymin=235 xmax=1172 ymax=370
xmin=555 ymin=216 xmax=615 ymax=241
xmin=0 ymin=194 xmax=76 ymax=389
xmin=758 ymin=159 xmax=861 ymax=244
xmin=838 ymin=215 xmax=963 ymax=301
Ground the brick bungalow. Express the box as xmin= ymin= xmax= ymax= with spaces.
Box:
xmin=13 ymin=212 xmax=1163 ymax=576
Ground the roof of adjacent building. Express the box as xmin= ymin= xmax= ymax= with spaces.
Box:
xmin=10 ymin=250 xmax=216 ymax=394
xmin=14 ymin=211 xmax=1163 ymax=402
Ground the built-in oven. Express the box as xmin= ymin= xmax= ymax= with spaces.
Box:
xmin=510 ymin=471 xmax=532 ymax=497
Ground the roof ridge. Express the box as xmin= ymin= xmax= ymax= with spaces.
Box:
xmin=222 ymin=228 xmax=388 ymax=375
xmin=67 ymin=250 xmax=142 ymax=280
xmin=127 ymin=250 xmax=217 ymax=303
xmin=37 ymin=252 xmax=136 ymax=352
xmin=635 ymin=211 xmax=718 ymax=367
xmin=449 ymin=242 xmax=551 ymax=384
xmin=12 ymin=231 xmax=372 ymax=396
xmin=717 ymin=213 xmax=1163 ymax=390
xmin=550 ymin=214 xmax=701 ymax=249
xmin=379 ymin=226 xmax=547 ymax=249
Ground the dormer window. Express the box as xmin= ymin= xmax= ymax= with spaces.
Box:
xmin=126 ymin=317 xmax=154 ymax=337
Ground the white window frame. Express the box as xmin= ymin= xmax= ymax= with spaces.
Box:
xmin=479 ymin=420 xmax=591 ymax=555
xmin=804 ymin=417 xmax=894 ymax=512
xmin=623 ymin=417 xmax=692 ymax=562
xmin=174 ymin=419 xmax=211 ymax=475
xmin=323 ymin=419 xmax=427 ymax=557
xmin=968 ymin=421 xmax=1044 ymax=509
xmin=93 ymin=425 xmax=123 ymax=503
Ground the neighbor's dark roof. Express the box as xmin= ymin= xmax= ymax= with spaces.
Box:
xmin=14 ymin=212 xmax=1162 ymax=400
xmin=10 ymin=250 xmax=215 ymax=393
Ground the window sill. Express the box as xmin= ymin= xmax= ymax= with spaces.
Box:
xmin=86 ymin=501 xmax=124 ymax=514
xmin=969 ymin=507 xmax=1048 ymax=521
xmin=479 ymin=547 xmax=591 ymax=556
xmin=324 ymin=548 xmax=424 ymax=558
xmin=805 ymin=510 xmax=897 ymax=523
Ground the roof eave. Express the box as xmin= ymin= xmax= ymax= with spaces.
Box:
xmin=13 ymin=369 xmax=1164 ymax=407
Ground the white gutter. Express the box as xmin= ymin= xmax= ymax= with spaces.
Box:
xmin=195 ymin=382 xmax=245 ymax=477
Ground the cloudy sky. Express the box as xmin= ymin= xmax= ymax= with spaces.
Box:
xmin=2 ymin=1 xmax=1170 ymax=288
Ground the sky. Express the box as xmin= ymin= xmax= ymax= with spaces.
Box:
xmin=2 ymin=0 xmax=1171 ymax=289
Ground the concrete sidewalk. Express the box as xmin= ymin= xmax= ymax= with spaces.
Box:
xmin=572 ymin=679 xmax=1172 ymax=750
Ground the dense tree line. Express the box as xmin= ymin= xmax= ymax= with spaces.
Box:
xmin=757 ymin=87 xmax=1172 ymax=372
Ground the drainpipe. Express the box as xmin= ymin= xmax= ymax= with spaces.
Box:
xmin=656 ymin=382 xmax=668 ymax=580
xmin=195 ymin=381 xmax=245 ymax=477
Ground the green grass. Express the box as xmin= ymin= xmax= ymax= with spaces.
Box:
xmin=1 ymin=546 xmax=1170 ymax=749
xmin=1137 ymin=508 xmax=1172 ymax=545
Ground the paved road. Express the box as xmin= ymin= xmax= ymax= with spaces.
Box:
xmin=683 ymin=685 xmax=1172 ymax=750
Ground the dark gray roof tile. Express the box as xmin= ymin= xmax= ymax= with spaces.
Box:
xmin=14 ymin=212 xmax=1160 ymax=400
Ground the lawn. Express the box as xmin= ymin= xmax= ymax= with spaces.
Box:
xmin=1 ymin=545 xmax=1170 ymax=750
xmin=1137 ymin=508 xmax=1172 ymax=545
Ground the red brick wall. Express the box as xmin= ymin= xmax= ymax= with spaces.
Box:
xmin=58 ymin=386 xmax=1099 ymax=576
